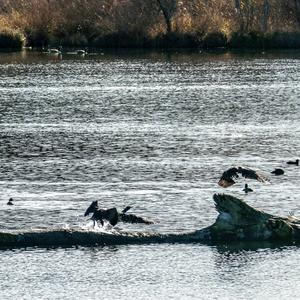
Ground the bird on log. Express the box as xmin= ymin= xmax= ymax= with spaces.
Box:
xmin=84 ymin=201 xmax=154 ymax=227
xmin=2 ymin=194 xmax=300 ymax=249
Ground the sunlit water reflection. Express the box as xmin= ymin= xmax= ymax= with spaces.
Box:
xmin=0 ymin=50 xmax=300 ymax=299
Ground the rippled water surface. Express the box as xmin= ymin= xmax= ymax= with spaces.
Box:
xmin=0 ymin=50 xmax=300 ymax=299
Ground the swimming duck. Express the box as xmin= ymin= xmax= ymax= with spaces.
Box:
xmin=243 ymin=184 xmax=253 ymax=194
xmin=271 ymin=168 xmax=284 ymax=176
xmin=287 ymin=159 xmax=299 ymax=166
xmin=48 ymin=46 xmax=62 ymax=54
xmin=77 ymin=49 xmax=87 ymax=55
xmin=7 ymin=198 xmax=14 ymax=206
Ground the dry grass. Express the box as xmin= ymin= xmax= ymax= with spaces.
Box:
xmin=0 ymin=0 xmax=299 ymax=48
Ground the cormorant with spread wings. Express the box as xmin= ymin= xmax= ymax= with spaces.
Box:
xmin=218 ymin=166 xmax=269 ymax=188
xmin=84 ymin=201 xmax=154 ymax=227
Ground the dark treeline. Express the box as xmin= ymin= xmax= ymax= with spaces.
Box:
xmin=1 ymin=0 xmax=300 ymax=49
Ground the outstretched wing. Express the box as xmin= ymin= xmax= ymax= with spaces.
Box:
xmin=218 ymin=166 xmax=269 ymax=188
xmin=119 ymin=213 xmax=154 ymax=225
xmin=121 ymin=206 xmax=132 ymax=214
xmin=238 ymin=167 xmax=269 ymax=183
xmin=218 ymin=167 xmax=239 ymax=188
xmin=103 ymin=208 xmax=119 ymax=226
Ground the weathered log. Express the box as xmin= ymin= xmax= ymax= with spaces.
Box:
xmin=1 ymin=194 xmax=300 ymax=249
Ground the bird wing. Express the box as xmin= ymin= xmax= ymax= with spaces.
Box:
xmin=238 ymin=167 xmax=269 ymax=183
xmin=103 ymin=208 xmax=119 ymax=226
xmin=218 ymin=167 xmax=239 ymax=187
xmin=122 ymin=206 xmax=131 ymax=214
xmin=119 ymin=213 xmax=154 ymax=224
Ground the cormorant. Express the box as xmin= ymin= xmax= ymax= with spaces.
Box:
xmin=243 ymin=184 xmax=253 ymax=194
xmin=7 ymin=198 xmax=14 ymax=206
xmin=84 ymin=201 xmax=153 ymax=227
xmin=271 ymin=168 xmax=284 ymax=176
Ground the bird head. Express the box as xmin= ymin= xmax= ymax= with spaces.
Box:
xmin=84 ymin=201 xmax=99 ymax=217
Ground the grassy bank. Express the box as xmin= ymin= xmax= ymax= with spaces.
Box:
xmin=0 ymin=0 xmax=300 ymax=49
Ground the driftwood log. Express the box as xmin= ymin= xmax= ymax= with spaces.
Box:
xmin=1 ymin=194 xmax=300 ymax=249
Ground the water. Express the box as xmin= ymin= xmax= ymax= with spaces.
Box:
xmin=0 ymin=49 xmax=300 ymax=299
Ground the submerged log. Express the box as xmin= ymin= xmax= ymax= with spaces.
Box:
xmin=1 ymin=194 xmax=300 ymax=249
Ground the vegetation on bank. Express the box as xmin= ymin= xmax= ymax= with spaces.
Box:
xmin=0 ymin=29 xmax=24 ymax=48
xmin=0 ymin=0 xmax=300 ymax=49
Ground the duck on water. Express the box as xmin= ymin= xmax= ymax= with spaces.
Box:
xmin=287 ymin=159 xmax=299 ymax=166
xmin=243 ymin=184 xmax=253 ymax=194
xmin=1 ymin=194 xmax=300 ymax=249
xmin=271 ymin=168 xmax=284 ymax=176
xmin=77 ymin=49 xmax=87 ymax=55
xmin=45 ymin=46 xmax=62 ymax=54
xmin=7 ymin=198 xmax=13 ymax=206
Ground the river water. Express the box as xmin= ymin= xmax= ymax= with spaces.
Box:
xmin=0 ymin=49 xmax=299 ymax=299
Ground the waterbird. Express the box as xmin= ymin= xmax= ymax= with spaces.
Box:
xmin=84 ymin=201 xmax=118 ymax=227
xmin=7 ymin=198 xmax=14 ymax=206
xmin=49 ymin=48 xmax=61 ymax=54
xmin=77 ymin=49 xmax=87 ymax=55
xmin=287 ymin=159 xmax=299 ymax=166
xmin=243 ymin=184 xmax=253 ymax=194
xmin=121 ymin=206 xmax=132 ymax=214
xmin=84 ymin=201 xmax=153 ymax=227
xmin=271 ymin=168 xmax=284 ymax=176
xmin=48 ymin=46 xmax=62 ymax=54
xmin=218 ymin=166 xmax=269 ymax=188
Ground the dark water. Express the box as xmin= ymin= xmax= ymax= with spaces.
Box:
xmin=0 ymin=50 xmax=300 ymax=299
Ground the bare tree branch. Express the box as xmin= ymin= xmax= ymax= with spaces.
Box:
xmin=156 ymin=0 xmax=177 ymax=33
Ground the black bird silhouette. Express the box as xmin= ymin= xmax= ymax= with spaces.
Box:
xmin=243 ymin=184 xmax=253 ymax=194
xmin=271 ymin=168 xmax=284 ymax=176
xmin=84 ymin=201 xmax=153 ymax=227
xmin=218 ymin=166 xmax=269 ymax=188
xmin=84 ymin=201 xmax=118 ymax=226
xmin=121 ymin=206 xmax=132 ymax=214
xmin=287 ymin=159 xmax=299 ymax=166
xmin=7 ymin=198 xmax=14 ymax=206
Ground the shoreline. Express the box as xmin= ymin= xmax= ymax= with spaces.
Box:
xmin=2 ymin=31 xmax=300 ymax=51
